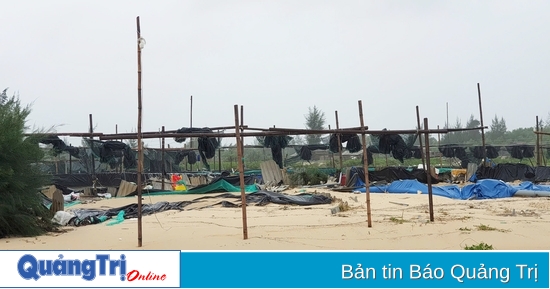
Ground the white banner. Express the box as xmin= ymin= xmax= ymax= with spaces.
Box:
xmin=1 ymin=250 xmax=180 ymax=288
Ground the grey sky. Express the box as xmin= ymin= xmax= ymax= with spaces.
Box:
xmin=2 ymin=0 xmax=550 ymax=147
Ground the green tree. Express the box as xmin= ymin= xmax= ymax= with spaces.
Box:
xmin=304 ymin=106 xmax=326 ymax=145
xmin=488 ymin=115 xmax=507 ymax=142
xmin=0 ymin=88 xmax=55 ymax=238
xmin=465 ymin=114 xmax=481 ymax=143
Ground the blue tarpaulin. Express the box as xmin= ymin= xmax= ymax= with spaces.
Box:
xmin=354 ymin=179 xmax=550 ymax=200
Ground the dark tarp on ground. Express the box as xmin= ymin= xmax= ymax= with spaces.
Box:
xmin=346 ymin=166 xmax=438 ymax=187
xmin=472 ymin=164 xmax=550 ymax=183
xmin=69 ymin=191 xmax=332 ymax=220
xmin=71 ymin=201 xmax=192 ymax=220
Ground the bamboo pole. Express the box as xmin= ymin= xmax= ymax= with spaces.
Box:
xmin=358 ymin=100 xmax=372 ymax=228
xmin=161 ymin=126 xmax=165 ymax=190
xmin=335 ymin=111 xmax=343 ymax=172
xmin=136 ymin=16 xmax=144 ymax=247
xmin=24 ymin=132 xmax=104 ymax=137
xmin=416 ymin=106 xmax=426 ymax=169
xmin=218 ymin=130 xmax=222 ymax=172
xmin=99 ymin=126 xmax=487 ymax=141
xmin=438 ymin=125 xmax=442 ymax=167
xmin=89 ymin=114 xmax=96 ymax=177
xmin=424 ymin=118 xmax=434 ymax=222
xmin=234 ymin=105 xmax=248 ymax=239
xmin=535 ymin=115 xmax=541 ymax=166
xmin=69 ymin=145 xmax=72 ymax=173
xmin=189 ymin=95 xmax=193 ymax=171
xmin=328 ymin=125 xmax=335 ymax=168
xmin=240 ymin=105 xmax=245 ymax=169
xmin=477 ymin=83 xmax=487 ymax=167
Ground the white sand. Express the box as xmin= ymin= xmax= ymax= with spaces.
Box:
xmin=2 ymin=188 xmax=549 ymax=250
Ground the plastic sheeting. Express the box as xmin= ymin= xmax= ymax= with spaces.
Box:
xmin=358 ymin=180 xmax=464 ymax=199
xmin=68 ymin=191 xmax=332 ymax=221
xmin=257 ymin=136 xmax=293 ymax=169
xmin=185 ymin=179 xmax=259 ymax=194
xmin=188 ymin=190 xmax=333 ymax=207
xmin=346 ymin=166 xmax=437 ymax=187
xmin=355 ymin=179 xmax=524 ymax=200
xmin=71 ymin=201 xmax=192 ymax=220
xmin=472 ymin=164 xmax=550 ymax=182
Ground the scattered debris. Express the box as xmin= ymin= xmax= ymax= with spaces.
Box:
xmin=389 ymin=201 xmax=409 ymax=207
xmin=266 ymin=185 xmax=289 ymax=193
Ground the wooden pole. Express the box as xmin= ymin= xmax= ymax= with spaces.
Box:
xmin=424 ymin=118 xmax=434 ymax=222
xmin=437 ymin=125 xmax=442 ymax=167
xmin=218 ymin=130 xmax=222 ymax=172
xmin=136 ymin=16 xmax=144 ymax=247
xmin=446 ymin=102 xmax=449 ymax=129
xmin=101 ymin=127 xmax=484 ymax=140
xmin=234 ymin=105 xmax=248 ymax=239
xmin=240 ymin=105 xmax=245 ymax=170
xmin=335 ymin=111 xmax=343 ymax=172
xmin=535 ymin=115 xmax=541 ymax=166
xmin=416 ymin=106 xmax=426 ymax=169
xmin=116 ymin=124 xmax=120 ymax=172
xmin=69 ymin=146 xmax=72 ymax=174
xmin=477 ymin=83 xmax=487 ymax=167
xmin=190 ymin=95 xmax=193 ymax=171
xmin=89 ymin=114 xmax=95 ymax=176
xmin=358 ymin=100 xmax=372 ymax=227
xmin=161 ymin=126 xmax=165 ymax=190
xmin=329 ymin=125 xmax=335 ymax=168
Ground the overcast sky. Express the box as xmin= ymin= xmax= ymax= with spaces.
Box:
xmin=2 ymin=0 xmax=550 ymax=147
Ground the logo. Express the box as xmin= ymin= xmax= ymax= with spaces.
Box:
xmin=17 ymin=254 xmax=167 ymax=282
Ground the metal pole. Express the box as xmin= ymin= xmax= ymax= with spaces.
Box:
xmin=234 ymin=105 xmax=248 ymax=239
xmin=424 ymin=118 xmax=434 ymax=222
xmin=358 ymin=100 xmax=372 ymax=227
xmin=136 ymin=16 xmax=144 ymax=247
xmin=335 ymin=111 xmax=343 ymax=172
xmin=477 ymin=83 xmax=487 ymax=166
xmin=416 ymin=106 xmax=426 ymax=169
xmin=161 ymin=126 xmax=165 ymax=190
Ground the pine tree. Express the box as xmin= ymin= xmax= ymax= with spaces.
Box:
xmin=0 ymin=89 xmax=54 ymax=238
xmin=304 ymin=106 xmax=326 ymax=145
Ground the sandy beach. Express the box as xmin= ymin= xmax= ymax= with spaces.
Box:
xmin=2 ymin=187 xmax=549 ymax=251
